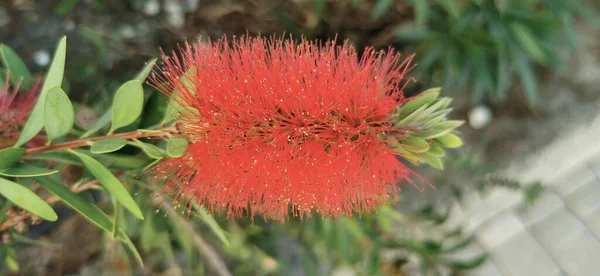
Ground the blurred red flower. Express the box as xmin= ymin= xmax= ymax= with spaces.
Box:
xmin=151 ymin=36 xmax=419 ymax=221
xmin=0 ymin=76 xmax=41 ymax=149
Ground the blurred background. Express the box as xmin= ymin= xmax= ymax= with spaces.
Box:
xmin=1 ymin=0 xmax=600 ymax=275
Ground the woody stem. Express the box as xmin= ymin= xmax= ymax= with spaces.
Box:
xmin=24 ymin=126 xmax=177 ymax=155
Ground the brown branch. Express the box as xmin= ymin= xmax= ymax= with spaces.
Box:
xmin=25 ymin=127 xmax=176 ymax=155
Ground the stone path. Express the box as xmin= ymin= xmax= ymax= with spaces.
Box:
xmin=457 ymin=112 xmax=600 ymax=276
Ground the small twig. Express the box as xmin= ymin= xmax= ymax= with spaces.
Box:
xmin=25 ymin=126 xmax=177 ymax=155
xmin=163 ymin=203 xmax=232 ymax=276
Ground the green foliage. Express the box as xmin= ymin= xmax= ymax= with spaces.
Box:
xmin=286 ymin=0 xmax=599 ymax=105
xmin=166 ymin=138 xmax=188 ymax=157
xmin=0 ymin=177 xmax=57 ymax=221
xmin=44 ymin=86 xmax=74 ymax=142
xmin=394 ymin=0 xmax=596 ymax=104
xmin=90 ymin=138 xmax=128 ymax=154
xmin=15 ymin=37 xmax=67 ymax=147
xmin=391 ymin=88 xmax=463 ymax=169
xmin=0 ymin=44 xmax=33 ymax=90
xmin=110 ymin=80 xmax=145 ymax=133
xmin=0 ymin=148 xmax=25 ymax=170
xmin=0 ymin=164 xmax=58 ymax=177
xmin=0 ymin=36 xmax=472 ymax=274
xmin=70 ymin=150 xmax=144 ymax=219
xmin=36 ymin=176 xmax=143 ymax=266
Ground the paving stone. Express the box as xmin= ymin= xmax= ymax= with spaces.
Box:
xmin=566 ymin=178 xmax=600 ymax=218
xmin=464 ymin=189 xmax=523 ymax=232
xmin=549 ymin=166 xmax=596 ymax=197
xmin=587 ymin=155 xmax=600 ymax=177
xmin=468 ymin=260 xmax=502 ymax=276
xmin=583 ymin=210 xmax=600 ymax=240
xmin=531 ymin=208 xmax=600 ymax=276
xmin=476 ymin=212 xmax=526 ymax=251
xmin=518 ymin=192 xmax=564 ymax=227
xmin=489 ymin=231 xmax=561 ymax=276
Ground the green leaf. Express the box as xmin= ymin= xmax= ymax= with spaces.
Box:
xmin=422 ymin=239 xmax=443 ymax=253
xmin=44 ymin=86 xmax=74 ymax=142
xmin=162 ymin=98 xmax=181 ymax=124
xmin=130 ymin=140 xmax=166 ymax=159
xmin=443 ymin=235 xmax=476 ymax=253
xmin=0 ymin=44 xmax=33 ymax=90
xmin=447 ymin=254 xmax=487 ymax=270
xmin=110 ymin=80 xmax=144 ymax=133
xmin=160 ymin=67 xmax=197 ymax=124
xmin=0 ymin=164 xmax=58 ymax=177
xmin=435 ymin=133 xmax=463 ymax=148
xmin=427 ymin=143 xmax=445 ymax=156
xmin=167 ymin=138 xmax=188 ymax=157
xmin=90 ymin=138 xmax=128 ymax=154
xmin=112 ymin=201 xmax=120 ymax=238
xmin=80 ymin=109 xmax=111 ymax=138
xmin=6 ymin=257 xmax=18 ymax=272
xmin=515 ymin=57 xmax=538 ymax=104
xmin=395 ymin=104 xmax=428 ymax=127
xmin=422 ymin=109 xmax=452 ymax=127
xmin=393 ymin=145 xmax=421 ymax=163
xmin=0 ymin=177 xmax=57 ymax=221
xmin=413 ymin=120 xmax=464 ymax=139
xmin=371 ymin=0 xmax=394 ymax=19
xmin=422 ymin=153 xmax=443 ymax=170
xmin=398 ymin=88 xmax=440 ymax=119
xmin=15 ymin=37 xmax=67 ymax=147
xmin=435 ymin=0 xmax=460 ymax=18
xmin=510 ymin=23 xmax=548 ymax=65
xmin=70 ymin=151 xmax=144 ymax=220
xmin=35 ymin=176 xmax=144 ymax=267
xmin=198 ymin=206 xmax=229 ymax=246
xmin=54 ymin=0 xmax=80 ymax=16
xmin=401 ymin=136 xmax=430 ymax=153
xmin=135 ymin=58 xmax=157 ymax=82
xmin=412 ymin=0 xmax=428 ymax=27
xmin=0 ymin=148 xmax=25 ymax=170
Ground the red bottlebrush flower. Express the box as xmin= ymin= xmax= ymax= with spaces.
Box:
xmin=151 ymin=36 xmax=420 ymax=221
xmin=0 ymin=76 xmax=41 ymax=149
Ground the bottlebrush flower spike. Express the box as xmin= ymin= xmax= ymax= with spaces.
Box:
xmin=150 ymin=35 xmax=426 ymax=221
xmin=0 ymin=75 xmax=41 ymax=149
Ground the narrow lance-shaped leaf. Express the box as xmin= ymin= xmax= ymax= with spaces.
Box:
xmin=35 ymin=176 xmax=143 ymax=267
xmin=371 ymin=0 xmax=394 ymax=19
xmin=135 ymin=58 xmax=157 ymax=82
xmin=0 ymin=44 xmax=33 ymax=90
xmin=90 ymin=138 xmax=128 ymax=154
xmin=0 ymin=148 xmax=25 ymax=170
xmin=397 ymin=88 xmax=440 ymax=119
xmin=0 ymin=177 xmax=57 ymax=221
xmin=0 ymin=164 xmax=58 ymax=177
xmin=510 ymin=23 xmax=548 ymax=65
xmin=110 ymin=80 xmax=144 ymax=133
xmin=130 ymin=140 xmax=166 ymax=159
xmin=44 ymin=86 xmax=74 ymax=142
xmin=112 ymin=201 xmax=120 ymax=238
xmin=14 ymin=37 xmax=67 ymax=147
xmin=80 ymin=109 xmax=111 ymax=138
xmin=70 ymin=150 xmax=144 ymax=220
xmin=197 ymin=205 xmax=230 ymax=246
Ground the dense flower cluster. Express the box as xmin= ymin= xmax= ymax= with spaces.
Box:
xmin=0 ymin=76 xmax=40 ymax=149
xmin=151 ymin=36 xmax=420 ymax=221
